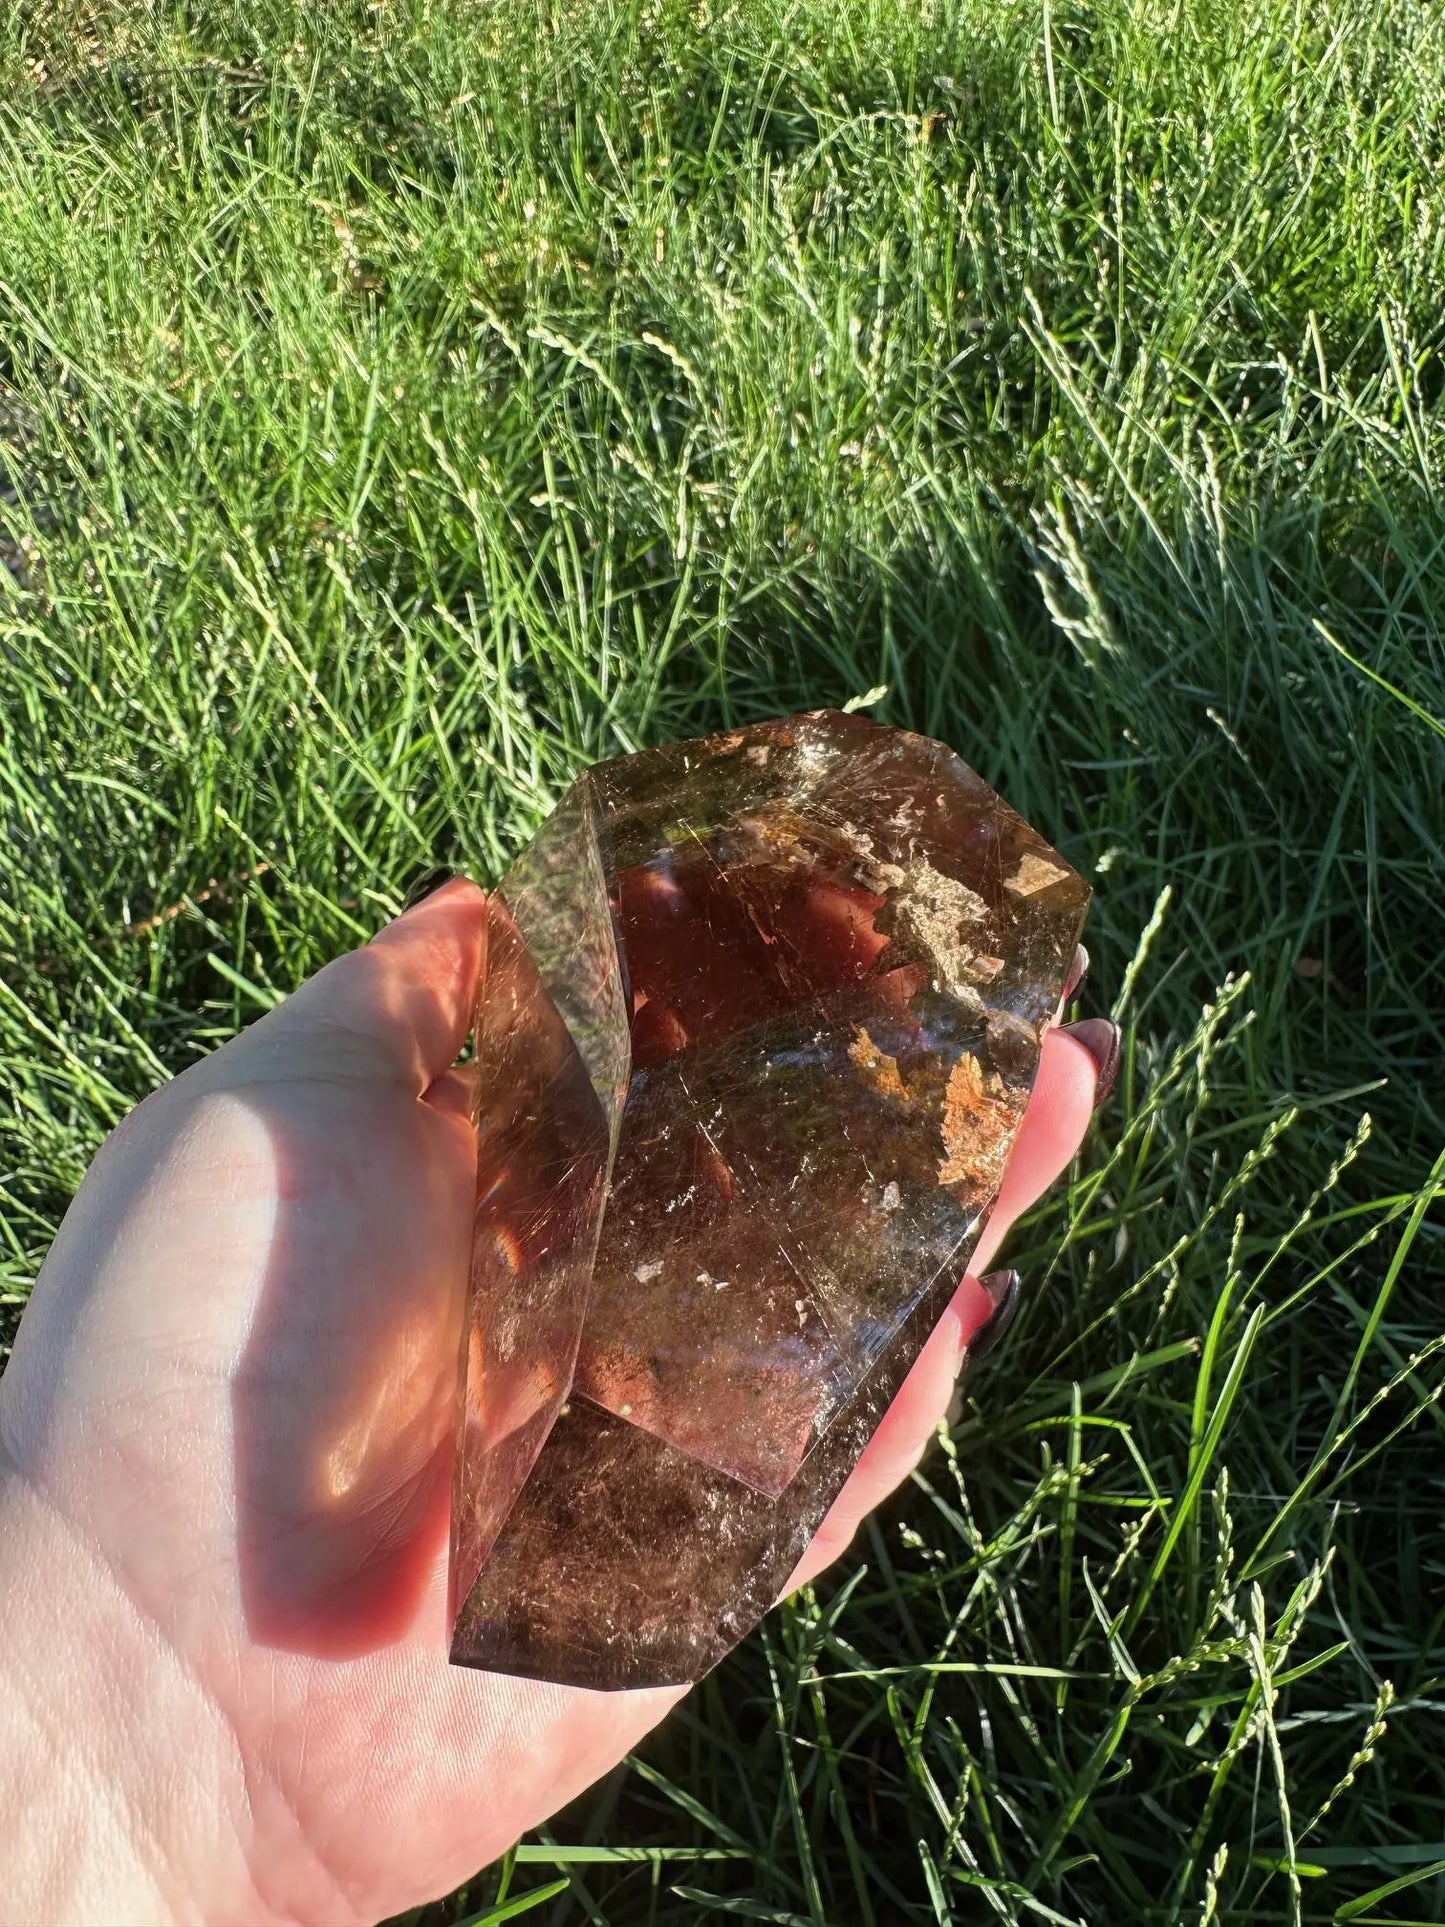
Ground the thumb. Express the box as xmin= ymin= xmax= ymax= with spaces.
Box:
xmin=1 ymin=880 xmax=486 ymax=1473
xmin=225 ymin=878 xmax=487 ymax=1094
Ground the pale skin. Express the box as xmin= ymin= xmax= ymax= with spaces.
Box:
xmin=0 ymin=881 xmax=1100 ymax=1926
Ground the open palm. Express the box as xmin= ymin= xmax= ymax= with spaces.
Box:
xmin=0 ymin=882 xmax=1098 ymax=1925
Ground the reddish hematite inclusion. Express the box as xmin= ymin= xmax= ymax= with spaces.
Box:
xmin=448 ymin=711 xmax=1089 ymax=1688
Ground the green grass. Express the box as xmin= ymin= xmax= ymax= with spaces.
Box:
xmin=3 ymin=0 xmax=1444 ymax=1919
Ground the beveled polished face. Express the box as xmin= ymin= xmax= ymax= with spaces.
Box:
xmin=448 ymin=711 xmax=1089 ymax=1689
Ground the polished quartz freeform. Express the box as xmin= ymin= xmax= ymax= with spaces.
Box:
xmin=448 ymin=711 xmax=1089 ymax=1688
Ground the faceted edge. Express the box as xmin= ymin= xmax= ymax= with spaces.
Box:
xmin=449 ymin=869 xmax=1089 ymax=1690
xmin=447 ymin=787 xmax=633 ymax=1649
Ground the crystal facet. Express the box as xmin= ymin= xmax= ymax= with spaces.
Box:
xmin=448 ymin=711 xmax=1089 ymax=1687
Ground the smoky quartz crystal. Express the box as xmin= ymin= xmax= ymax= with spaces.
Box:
xmin=448 ymin=711 xmax=1089 ymax=1688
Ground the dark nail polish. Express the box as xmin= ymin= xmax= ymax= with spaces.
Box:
xmin=1064 ymin=1016 xmax=1121 ymax=1105
xmin=402 ymin=866 xmax=455 ymax=911
xmin=970 ymin=1269 xmax=1021 ymax=1364
xmin=1065 ymin=943 xmax=1090 ymax=999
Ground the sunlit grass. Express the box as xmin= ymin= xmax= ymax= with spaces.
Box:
xmin=2 ymin=1 xmax=1443 ymax=1920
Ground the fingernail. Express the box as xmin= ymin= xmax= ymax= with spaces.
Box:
xmin=401 ymin=867 xmax=456 ymax=912
xmin=969 ymin=1269 xmax=1021 ymax=1365
xmin=1063 ymin=1016 xmax=1120 ymax=1105
xmin=1065 ymin=943 xmax=1089 ymax=999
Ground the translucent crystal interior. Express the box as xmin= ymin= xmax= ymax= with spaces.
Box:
xmin=493 ymin=775 xmax=630 ymax=1146
xmin=446 ymin=896 xmax=612 ymax=1623
xmin=449 ymin=710 xmax=1091 ymax=1685
xmin=572 ymin=713 xmax=1078 ymax=1492
xmin=450 ymin=1269 xmax=958 ymax=1690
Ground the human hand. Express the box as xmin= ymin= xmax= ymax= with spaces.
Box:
xmin=0 ymin=881 xmax=1106 ymax=1925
